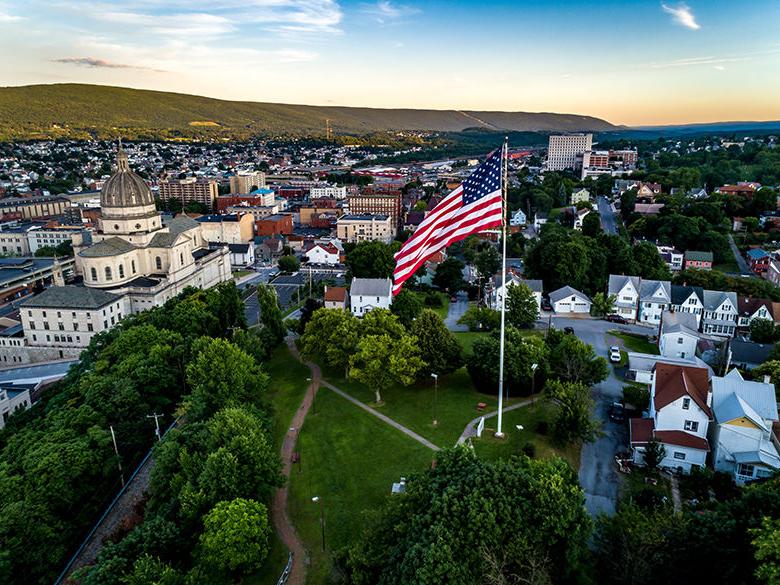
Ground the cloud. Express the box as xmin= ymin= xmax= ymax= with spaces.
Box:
xmin=52 ymin=57 xmax=164 ymax=71
xmin=662 ymin=3 xmax=700 ymax=30
xmin=0 ymin=10 xmax=24 ymax=22
xmin=361 ymin=1 xmax=419 ymax=24
xmin=712 ymin=65 xmax=725 ymax=71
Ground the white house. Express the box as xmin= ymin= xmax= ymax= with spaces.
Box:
xmin=638 ymin=280 xmax=671 ymax=326
xmin=571 ymin=188 xmax=590 ymax=205
xmin=226 ymin=243 xmax=255 ymax=267
xmin=549 ymin=286 xmax=591 ymax=314
xmin=659 ymin=310 xmax=700 ymax=360
xmin=701 ymin=290 xmax=738 ymax=337
xmin=533 ymin=212 xmax=548 ymax=232
xmin=490 ymin=273 xmax=542 ymax=314
xmin=509 ymin=209 xmax=527 ymax=226
xmin=573 ymin=208 xmax=590 ymax=230
xmin=305 ymin=242 xmax=340 ymax=265
xmin=350 ymin=278 xmax=392 ymax=317
xmin=670 ymin=284 xmax=704 ymax=326
xmin=737 ymin=297 xmax=773 ymax=329
xmin=608 ymin=274 xmax=640 ymax=321
xmin=710 ymin=369 xmax=780 ymax=485
xmin=626 ymin=351 xmax=712 ymax=385
xmin=630 ymin=362 xmax=712 ymax=473
xmin=0 ymin=383 xmax=32 ymax=429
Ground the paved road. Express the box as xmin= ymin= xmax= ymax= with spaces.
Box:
xmin=598 ymin=196 xmax=619 ymax=235
xmin=444 ymin=291 xmax=469 ymax=332
xmin=728 ymin=234 xmax=754 ymax=277
xmin=549 ymin=315 xmax=649 ymax=515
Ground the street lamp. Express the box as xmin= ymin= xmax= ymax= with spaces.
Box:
xmin=307 ymin=377 xmax=315 ymax=415
xmin=312 ymin=496 xmax=325 ymax=551
xmin=530 ymin=363 xmax=538 ymax=408
xmin=430 ymin=373 xmax=438 ymax=426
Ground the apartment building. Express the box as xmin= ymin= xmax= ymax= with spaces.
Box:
xmin=158 ymin=177 xmax=219 ymax=210
xmin=347 ymin=192 xmax=402 ymax=227
xmin=229 ymin=171 xmax=266 ymax=194
xmin=336 ymin=214 xmax=394 ymax=244
xmin=546 ymin=133 xmax=592 ymax=171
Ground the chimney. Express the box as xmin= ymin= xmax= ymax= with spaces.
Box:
xmin=764 ymin=375 xmax=772 ymax=385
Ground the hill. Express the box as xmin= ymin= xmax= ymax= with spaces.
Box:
xmin=0 ymin=83 xmax=618 ymax=141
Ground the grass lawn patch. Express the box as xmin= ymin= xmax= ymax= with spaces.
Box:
xmin=245 ymin=532 xmax=290 ymax=585
xmin=425 ymin=291 xmax=450 ymax=320
xmin=233 ymin=269 xmax=252 ymax=278
xmin=620 ymin=468 xmax=673 ymax=508
xmin=713 ymin=260 xmax=740 ymax=274
xmin=288 ymin=388 xmax=434 ymax=585
xmin=608 ymin=331 xmax=659 ymax=355
xmin=453 ymin=331 xmax=489 ymax=355
xmin=470 ymin=401 xmax=581 ymax=469
xmin=324 ymin=367 xmax=525 ymax=447
xmin=264 ymin=345 xmax=311 ymax=448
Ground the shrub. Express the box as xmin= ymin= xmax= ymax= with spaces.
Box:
xmin=522 ymin=442 xmax=536 ymax=458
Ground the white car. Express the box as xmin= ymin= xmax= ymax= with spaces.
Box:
xmin=609 ymin=346 xmax=622 ymax=363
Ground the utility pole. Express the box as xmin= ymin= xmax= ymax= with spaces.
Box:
xmin=147 ymin=413 xmax=164 ymax=442
xmin=109 ymin=425 xmax=125 ymax=487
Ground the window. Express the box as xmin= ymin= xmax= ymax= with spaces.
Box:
xmin=677 ymin=337 xmax=684 ymax=344
xmin=119 ymin=264 xmax=125 ymax=278
xmin=737 ymin=463 xmax=755 ymax=477
xmin=103 ymin=320 xmax=108 ymax=328
xmin=91 ymin=267 xmax=97 ymax=281
xmin=43 ymin=322 xmax=49 ymax=330
xmin=58 ymin=323 xmax=64 ymax=331
xmin=673 ymin=452 xmax=686 ymax=460
xmin=131 ymin=260 xmax=136 ymax=273
xmin=682 ymin=397 xmax=690 ymax=410
xmin=684 ymin=420 xmax=699 ymax=432
xmin=105 ymin=266 xmax=112 ymax=281
xmin=29 ymin=322 xmax=35 ymax=330
xmin=87 ymin=323 xmax=93 ymax=332
xmin=156 ymin=256 xmax=162 ymax=270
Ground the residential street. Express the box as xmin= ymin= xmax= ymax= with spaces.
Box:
xmin=728 ymin=234 xmax=754 ymax=277
xmin=444 ymin=291 xmax=469 ymax=331
xmin=597 ymin=196 xmax=619 ymax=235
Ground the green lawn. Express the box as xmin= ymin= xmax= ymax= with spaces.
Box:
xmin=232 ymin=269 xmax=253 ymax=278
xmin=263 ymin=345 xmax=312 ymax=448
xmin=453 ymin=331 xmax=489 ymax=355
xmin=429 ymin=292 xmax=450 ymax=320
xmin=323 ymin=366 xmax=526 ymax=447
xmin=608 ymin=331 xmax=659 ymax=355
xmin=288 ymin=387 xmax=434 ymax=584
xmin=713 ymin=260 xmax=740 ymax=274
xmin=470 ymin=401 xmax=581 ymax=469
xmin=245 ymin=532 xmax=290 ymax=585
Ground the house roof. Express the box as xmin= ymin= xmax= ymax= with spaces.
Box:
xmin=78 ymin=236 xmax=136 ymax=258
xmin=350 ymin=278 xmax=392 ymax=297
xmin=630 ymin=417 xmax=654 ymax=445
xmin=685 ymin=250 xmax=714 ymax=263
xmin=660 ymin=310 xmax=699 ymax=337
xmin=608 ymin=274 xmax=640 ymax=297
xmin=324 ymin=286 xmax=347 ymax=302
xmin=21 ymin=285 xmax=122 ymax=310
xmin=712 ymin=369 xmax=778 ymax=423
xmin=654 ymin=430 xmax=710 ymax=451
xmin=746 ymin=248 xmax=770 ymax=260
xmin=737 ymin=296 xmax=772 ymax=318
xmin=671 ymin=284 xmax=703 ymax=305
xmin=733 ymin=446 xmax=780 ymax=469
xmin=549 ymin=285 xmax=590 ymax=304
xmin=703 ymin=290 xmax=737 ymax=312
xmin=640 ymin=279 xmax=671 ymax=302
xmin=729 ymin=340 xmax=773 ymax=366
xmin=715 ymin=392 xmax=769 ymax=432
xmin=654 ymin=362 xmax=711 ymax=417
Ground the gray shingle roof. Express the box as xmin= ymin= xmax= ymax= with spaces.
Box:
xmin=350 ymin=278 xmax=392 ymax=297
xmin=549 ymin=285 xmax=590 ymax=304
xmin=640 ymin=280 xmax=671 ymax=302
xmin=685 ymin=250 xmax=714 ymax=262
xmin=660 ymin=310 xmax=699 ymax=336
xmin=79 ymin=237 xmax=136 ymax=258
xmin=21 ymin=285 xmax=122 ymax=309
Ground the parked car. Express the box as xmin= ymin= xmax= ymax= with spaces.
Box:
xmin=563 ymin=326 xmax=575 ymax=335
xmin=541 ymin=298 xmax=552 ymax=311
xmin=609 ymin=402 xmax=626 ymax=423
xmin=609 ymin=346 xmax=622 ymax=363
xmin=606 ymin=314 xmax=627 ymax=324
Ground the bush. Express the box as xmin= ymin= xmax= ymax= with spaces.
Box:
xmin=623 ymin=384 xmax=650 ymax=413
xmin=535 ymin=420 xmax=549 ymax=435
xmin=522 ymin=442 xmax=536 ymax=458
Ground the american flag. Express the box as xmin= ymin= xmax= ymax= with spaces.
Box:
xmin=392 ymin=148 xmax=504 ymax=295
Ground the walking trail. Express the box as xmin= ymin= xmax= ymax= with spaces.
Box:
xmin=456 ymin=398 xmax=534 ymax=445
xmin=272 ymin=338 xmax=321 ymax=585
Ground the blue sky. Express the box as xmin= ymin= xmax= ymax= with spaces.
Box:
xmin=1 ymin=0 xmax=778 ymax=125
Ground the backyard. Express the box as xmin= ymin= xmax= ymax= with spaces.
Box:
xmin=608 ymin=330 xmax=659 ymax=355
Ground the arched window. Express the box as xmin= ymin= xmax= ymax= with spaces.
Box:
xmin=131 ymin=260 xmax=136 ymax=273
xmin=155 ymin=256 xmax=162 ymax=270
xmin=90 ymin=267 xmax=97 ymax=281
xmin=118 ymin=264 xmax=125 ymax=278
xmin=105 ymin=266 xmax=112 ymax=281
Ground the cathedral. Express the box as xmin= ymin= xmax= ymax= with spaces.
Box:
xmin=12 ymin=146 xmax=231 ymax=363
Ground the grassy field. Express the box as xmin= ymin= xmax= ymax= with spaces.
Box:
xmin=470 ymin=401 xmax=581 ymax=469
xmin=232 ymin=270 xmax=253 ymax=279
xmin=713 ymin=260 xmax=741 ymax=274
xmin=608 ymin=331 xmax=659 ymax=355
xmin=263 ymin=345 xmax=312 ymax=447
xmin=288 ymin=387 xmax=434 ymax=584
xmin=245 ymin=532 xmax=291 ymax=585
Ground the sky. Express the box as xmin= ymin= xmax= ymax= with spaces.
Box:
xmin=1 ymin=0 xmax=779 ymax=126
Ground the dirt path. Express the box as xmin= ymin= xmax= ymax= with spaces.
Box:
xmin=271 ymin=337 xmax=321 ymax=585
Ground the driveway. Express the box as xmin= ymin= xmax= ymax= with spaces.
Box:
xmin=445 ymin=291 xmax=469 ymax=331
xmin=549 ymin=316 xmax=648 ymax=515
xmin=728 ymin=234 xmax=755 ymax=277
xmin=597 ymin=196 xmax=619 ymax=235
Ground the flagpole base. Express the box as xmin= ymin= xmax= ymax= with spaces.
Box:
xmin=494 ymin=431 xmax=505 ymax=439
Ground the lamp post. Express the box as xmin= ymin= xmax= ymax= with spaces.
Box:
xmin=307 ymin=377 xmax=315 ymax=415
xmin=312 ymin=496 xmax=325 ymax=551
xmin=430 ymin=373 xmax=438 ymax=426
xmin=531 ymin=362 xmax=538 ymax=401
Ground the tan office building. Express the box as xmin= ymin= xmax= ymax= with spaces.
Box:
xmin=336 ymin=214 xmax=394 ymax=244
xmin=159 ymin=177 xmax=219 ymax=210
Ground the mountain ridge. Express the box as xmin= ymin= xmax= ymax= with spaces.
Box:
xmin=0 ymin=83 xmax=619 ymax=141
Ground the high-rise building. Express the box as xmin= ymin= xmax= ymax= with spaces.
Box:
xmin=229 ymin=172 xmax=266 ymax=195
xmin=158 ymin=177 xmax=219 ymax=210
xmin=347 ymin=192 xmax=402 ymax=228
xmin=546 ymin=133 xmax=593 ymax=171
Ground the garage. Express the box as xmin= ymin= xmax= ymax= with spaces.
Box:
xmin=549 ymin=286 xmax=592 ymax=314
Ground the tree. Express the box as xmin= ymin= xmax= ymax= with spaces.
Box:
xmin=633 ymin=241 xmax=672 ymax=280
xmin=754 ymin=360 xmax=780 ymax=387
xmin=390 ymin=289 xmax=423 ymax=328
xmin=278 ymin=254 xmax=299 ymax=273
xmin=544 ymin=379 xmax=599 ymax=444
xmin=474 ymin=245 xmax=501 ymax=280
xmin=581 ymin=212 xmax=602 ymax=237
xmin=411 ymin=309 xmax=463 ymax=377
xmin=297 ymin=298 xmax=322 ymax=333
xmin=546 ymin=329 xmax=609 ymax=386
xmin=349 ymin=334 xmax=424 ymax=403
xmin=751 ymin=318 xmax=778 ymax=344
xmin=345 ymin=241 xmax=399 ymax=279
xmin=256 ymin=284 xmax=285 ymax=347
xmin=753 ymin=517 xmax=780 ymax=585
xmin=123 ymin=555 xmax=182 ymax=585
xmin=458 ymin=306 xmax=500 ymax=332
xmin=198 ymin=498 xmax=271 ymax=578
xmin=643 ymin=440 xmax=666 ymax=471
xmin=432 ymin=257 xmax=466 ymax=293
xmin=590 ymin=292 xmax=616 ymax=318
xmin=506 ymin=283 xmax=539 ymax=329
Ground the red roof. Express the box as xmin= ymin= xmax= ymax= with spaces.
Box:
xmin=630 ymin=418 xmax=654 ymax=445
xmin=654 ymin=430 xmax=710 ymax=451
xmin=654 ymin=362 xmax=711 ymax=417
xmin=324 ymin=287 xmax=347 ymax=302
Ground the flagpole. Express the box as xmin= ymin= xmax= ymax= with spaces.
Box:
xmin=496 ymin=137 xmax=509 ymax=438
